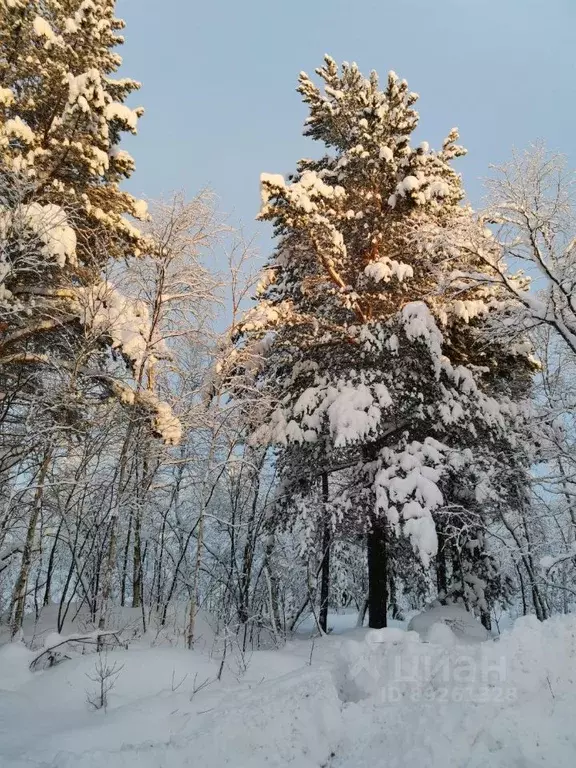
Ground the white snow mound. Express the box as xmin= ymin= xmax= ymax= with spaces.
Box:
xmin=408 ymin=603 xmax=492 ymax=643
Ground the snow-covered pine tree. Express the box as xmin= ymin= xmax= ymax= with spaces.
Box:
xmin=233 ymin=57 xmax=534 ymax=628
xmin=0 ymin=0 xmax=173 ymax=437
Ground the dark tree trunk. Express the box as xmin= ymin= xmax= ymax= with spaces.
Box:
xmin=319 ymin=472 xmax=330 ymax=633
xmin=436 ymin=527 xmax=448 ymax=596
xmin=516 ymin=562 xmax=527 ymax=615
xmin=238 ymin=468 xmax=261 ymax=627
xmin=43 ymin=519 xmax=62 ymax=607
xmin=368 ymin=519 xmax=387 ymax=628
xmin=120 ymin=507 xmax=133 ymax=608
xmin=132 ymin=511 xmax=143 ymax=608
xmin=480 ymin=609 xmax=491 ymax=630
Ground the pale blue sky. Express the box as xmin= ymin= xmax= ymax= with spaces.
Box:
xmin=117 ymin=0 xmax=575 ymax=249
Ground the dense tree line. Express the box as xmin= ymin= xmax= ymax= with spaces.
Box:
xmin=1 ymin=2 xmax=575 ymax=648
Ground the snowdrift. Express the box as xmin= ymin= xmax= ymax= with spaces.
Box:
xmin=1 ymin=614 xmax=575 ymax=767
xmin=407 ymin=603 xmax=492 ymax=643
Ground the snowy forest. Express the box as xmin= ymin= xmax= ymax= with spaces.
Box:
xmin=1 ymin=2 xmax=576 ymax=767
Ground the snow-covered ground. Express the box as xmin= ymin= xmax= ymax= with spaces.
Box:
xmin=1 ymin=611 xmax=576 ymax=767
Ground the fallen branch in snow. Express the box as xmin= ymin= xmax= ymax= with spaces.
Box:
xmin=29 ymin=630 xmax=125 ymax=671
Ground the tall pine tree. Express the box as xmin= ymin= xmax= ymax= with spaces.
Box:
xmin=230 ymin=57 xmax=534 ymax=628
xmin=0 ymin=0 xmax=173 ymax=435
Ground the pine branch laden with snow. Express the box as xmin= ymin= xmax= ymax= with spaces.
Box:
xmin=0 ymin=2 xmax=189 ymax=444
xmin=232 ymin=56 xmax=535 ymax=608
xmin=0 ymin=0 xmax=149 ymax=248
xmin=0 ymin=1 xmax=147 ymax=329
